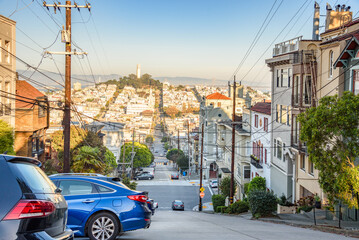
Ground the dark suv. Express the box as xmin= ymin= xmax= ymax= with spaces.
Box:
xmin=0 ymin=155 xmax=73 ymax=240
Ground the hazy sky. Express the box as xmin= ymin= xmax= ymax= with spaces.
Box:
xmin=1 ymin=0 xmax=359 ymax=89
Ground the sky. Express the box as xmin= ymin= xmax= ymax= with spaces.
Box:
xmin=1 ymin=0 xmax=359 ymax=90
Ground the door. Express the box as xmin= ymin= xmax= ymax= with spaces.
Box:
xmin=59 ymin=180 xmax=101 ymax=228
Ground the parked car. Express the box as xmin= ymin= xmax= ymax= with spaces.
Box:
xmin=146 ymin=199 xmax=158 ymax=215
xmin=135 ymin=173 xmax=154 ymax=180
xmin=0 ymin=155 xmax=73 ymax=240
xmin=50 ymin=174 xmax=151 ymax=240
xmin=172 ymin=200 xmax=184 ymax=211
xmin=210 ymin=179 xmax=218 ymax=188
xmin=171 ymin=172 xmax=179 ymax=180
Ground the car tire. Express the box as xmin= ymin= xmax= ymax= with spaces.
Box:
xmin=136 ymin=178 xmax=139 ymax=180
xmin=87 ymin=212 xmax=120 ymax=240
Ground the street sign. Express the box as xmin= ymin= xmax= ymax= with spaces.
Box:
xmin=200 ymin=192 xmax=205 ymax=198
xmin=200 ymin=187 xmax=205 ymax=192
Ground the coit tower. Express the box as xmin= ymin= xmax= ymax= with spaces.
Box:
xmin=136 ymin=64 xmax=141 ymax=79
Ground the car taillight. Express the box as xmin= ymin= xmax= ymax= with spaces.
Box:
xmin=4 ymin=200 xmax=55 ymax=220
xmin=128 ymin=195 xmax=147 ymax=203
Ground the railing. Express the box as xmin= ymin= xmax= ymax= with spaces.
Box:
xmin=273 ymin=36 xmax=302 ymax=57
xmin=250 ymin=155 xmax=263 ymax=169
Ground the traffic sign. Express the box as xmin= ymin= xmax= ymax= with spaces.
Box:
xmin=200 ymin=187 xmax=205 ymax=192
xmin=200 ymin=192 xmax=205 ymax=198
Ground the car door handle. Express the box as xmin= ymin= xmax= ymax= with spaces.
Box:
xmin=82 ymin=200 xmax=95 ymax=203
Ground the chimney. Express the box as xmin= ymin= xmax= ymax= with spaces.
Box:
xmin=341 ymin=4 xmax=345 ymax=12
xmin=312 ymin=1 xmax=320 ymax=40
xmin=335 ymin=4 xmax=340 ymax=11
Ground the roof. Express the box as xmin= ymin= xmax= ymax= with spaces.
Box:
xmin=334 ymin=31 xmax=359 ymax=68
xmin=16 ymin=80 xmax=45 ymax=109
xmin=321 ymin=18 xmax=359 ymax=37
xmin=251 ymin=102 xmax=271 ymax=115
xmin=206 ymin=92 xmax=231 ymax=100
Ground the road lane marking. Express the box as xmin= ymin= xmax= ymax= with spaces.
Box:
xmin=208 ymin=186 xmax=213 ymax=196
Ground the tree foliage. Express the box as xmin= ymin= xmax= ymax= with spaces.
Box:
xmin=145 ymin=135 xmax=154 ymax=144
xmin=0 ymin=120 xmax=15 ymax=155
xmin=248 ymin=176 xmax=266 ymax=193
xmin=102 ymin=73 xmax=163 ymax=90
xmin=219 ymin=176 xmax=237 ymax=198
xmin=248 ymin=190 xmax=277 ymax=218
xmin=298 ymin=92 xmax=359 ymax=208
xmin=164 ymin=106 xmax=179 ymax=119
xmin=48 ymin=127 xmax=116 ymax=175
xmin=119 ymin=142 xmax=153 ymax=168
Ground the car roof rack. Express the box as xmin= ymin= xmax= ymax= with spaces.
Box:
xmin=49 ymin=173 xmax=106 ymax=177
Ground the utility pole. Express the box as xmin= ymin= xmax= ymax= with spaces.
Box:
xmin=199 ymin=123 xmax=204 ymax=211
xmin=177 ymin=129 xmax=180 ymax=150
xmin=187 ymin=120 xmax=191 ymax=180
xmin=230 ymin=76 xmax=236 ymax=204
xmin=43 ymin=1 xmax=90 ymax=173
xmin=122 ymin=140 xmax=126 ymax=176
xmin=131 ymin=129 xmax=135 ymax=178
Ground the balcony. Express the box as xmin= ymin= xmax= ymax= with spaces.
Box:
xmin=273 ymin=36 xmax=302 ymax=57
xmin=250 ymin=155 xmax=263 ymax=169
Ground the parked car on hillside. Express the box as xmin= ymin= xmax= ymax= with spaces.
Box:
xmin=135 ymin=173 xmax=154 ymax=180
xmin=0 ymin=155 xmax=73 ymax=240
xmin=50 ymin=174 xmax=151 ymax=240
xmin=171 ymin=172 xmax=179 ymax=180
xmin=210 ymin=179 xmax=218 ymax=188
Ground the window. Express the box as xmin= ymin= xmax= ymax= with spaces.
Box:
xmin=294 ymin=75 xmax=299 ymax=104
xmin=309 ymin=160 xmax=314 ymax=175
xmin=281 ymin=69 xmax=284 ymax=87
xmin=353 ymin=70 xmax=359 ymax=95
xmin=4 ymin=40 xmax=10 ymax=64
xmin=281 ymin=69 xmax=288 ymax=87
xmin=59 ymin=180 xmax=97 ymax=195
xmin=288 ymin=68 xmax=292 ymax=87
xmin=303 ymin=75 xmax=312 ymax=105
xmin=97 ymin=185 xmax=114 ymax=193
xmin=218 ymin=102 xmax=221 ymax=107
xmin=276 ymin=69 xmax=280 ymax=87
xmin=255 ymin=114 xmax=258 ymax=128
xmin=300 ymin=154 xmax=305 ymax=170
xmin=106 ymin=136 xmax=112 ymax=145
xmin=237 ymin=164 xmax=241 ymax=177
xmin=293 ymin=116 xmax=299 ymax=145
xmin=280 ymin=105 xmax=287 ymax=124
xmin=244 ymin=166 xmax=250 ymax=179
xmin=275 ymin=139 xmax=282 ymax=160
xmin=273 ymin=139 xmax=277 ymax=157
xmin=264 ymin=117 xmax=268 ymax=132
xmin=276 ymin=104 xmax=280 ymax=122
xmin=265 ymin=149 xmax=267 ymax=164
xmin=329 ymin=51 xmax=333 ymax=78
xmin=38 ymin=102 xmax=45 ymax=118
xmin=287 ymin=106 xmax=291 ymax=126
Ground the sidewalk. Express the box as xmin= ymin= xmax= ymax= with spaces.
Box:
xmin=193 ymin=202 xmax=214 ymax=212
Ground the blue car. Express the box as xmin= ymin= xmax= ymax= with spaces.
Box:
xmin=50 ymin=174 xmax=151 ymax=240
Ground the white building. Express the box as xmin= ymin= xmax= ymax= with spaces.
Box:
xmin=250 ymin=101 xmax=272 ymax=190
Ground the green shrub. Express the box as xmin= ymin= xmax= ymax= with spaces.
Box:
xmin=244 ymin=183 xmax=250 ymax=195
xmin=248 ymin=176 xmax=266 ymax=192
xmin=248 ymin=190 xmax=277 ymax=218
xmin=212 ymin=194 xmax=226 ymax=212
xmin=227 ymin=200 xmax=249 ymax=214
xmin=216 ymin=206 xmax=228 ymax=213
xmin=219 ymin=176 xmax=237 ymax=197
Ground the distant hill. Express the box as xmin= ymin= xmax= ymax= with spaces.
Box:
xmin=154 ymin=76 xmax=229 ymax=86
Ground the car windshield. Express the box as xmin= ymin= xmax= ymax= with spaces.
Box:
xmin=174 ymin=201 xmax=183 ymax=204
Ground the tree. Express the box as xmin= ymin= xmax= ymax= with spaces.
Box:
xmin=120 ymin=142 xmax=153 ymax=168
xmin=164 ymin=106 xmax=179 ymax=119
xmin=248 ymin=176 xmax=266 ymax=193
xmin=219 ymin=176 xmax=237 ymax=198
xmin=0 ymin=120 xmax=15 ymax=155
xmin=298 ymin=92 xmax=359 ymax=208
xmin=72 ymin=146 xmax=103 ymax=173
xmin=145 ymin=135 xmax=154 ymax=144
xmin=177 ymin=154 xmax=189 ymax=169
xmin=166 ymin=148 xmax=183 ymax=162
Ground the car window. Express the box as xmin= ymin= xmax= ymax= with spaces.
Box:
xmin=97 ymin=185 xmax=114 ymax=193
xmin=59 ymin=180 xmax=97 ymax=195
xmin=8 ymin=161 xmax=56 ymax=194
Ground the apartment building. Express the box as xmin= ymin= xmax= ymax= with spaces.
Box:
xmin=0 ymin=15 xmax=16 ymax=128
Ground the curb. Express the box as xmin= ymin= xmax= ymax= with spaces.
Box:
xmin=258 ymin=218 xmax=359 ymax=238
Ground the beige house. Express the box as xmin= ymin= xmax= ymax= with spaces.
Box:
xmin=0 ymin=15 xmax=16 ymax=128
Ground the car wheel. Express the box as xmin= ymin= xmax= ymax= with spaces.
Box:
xmin=136 ymin=178 xmax=139 ymax=180
xmin=87 ymin=212 xmax=119 ymax=240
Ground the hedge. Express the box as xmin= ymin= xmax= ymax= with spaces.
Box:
xmin=212 ymin=194 xmax=226 ymax=212
xmin=248 ymin=190 xmax=277 ymax=218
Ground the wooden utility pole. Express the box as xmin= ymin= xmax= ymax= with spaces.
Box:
xmin=43 ymin=1 xmax=90 ymax=173
xmin=187 ymin=120 xmax=190 ymax=180
xmin=199 ymin=123 xmax=204 ymax=211
xmin=230 ymin=76 xmax=236 ymax=204
xmin=177 ymin=129 xmax=180 ymax=150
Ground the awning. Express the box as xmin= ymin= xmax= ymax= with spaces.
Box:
xmin=334 ymin=32 xmax=359 ymax=68
xmin=220 ymin=168 xmax=231 ymax=173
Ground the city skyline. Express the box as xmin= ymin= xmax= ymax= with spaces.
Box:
xmin=1 ymin=0 xmax=359 ymax=90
